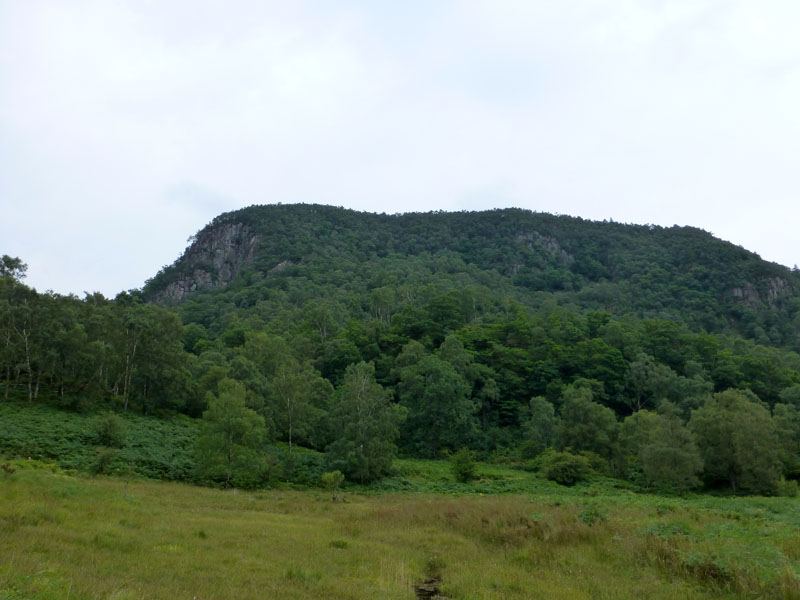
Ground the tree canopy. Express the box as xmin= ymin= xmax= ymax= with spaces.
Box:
xmin=5 ymin=205 xmax=800 ymax=491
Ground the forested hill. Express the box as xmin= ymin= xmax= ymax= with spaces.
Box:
xmin=144 ymin=204 xmax=800 ymax=350
xmin=6 ymin=205 xmax=800 ymax=492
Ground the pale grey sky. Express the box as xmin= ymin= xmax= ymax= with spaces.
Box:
xmin=2 ymin=0 xmax=800 ymax=296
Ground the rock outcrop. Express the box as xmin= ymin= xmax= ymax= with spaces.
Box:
xmin=515 ymin=230 xmax=575 ymax=264
xmin=732 ymin=276 xmax=792 ymax=309
xmin=151 ymin=222 xmax=260 ymax=302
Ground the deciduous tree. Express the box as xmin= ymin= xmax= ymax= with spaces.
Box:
xmin=326 ymin=362 xmax=405 ymax=483
xmin=194 ymin=379 xmax=267 ymax=488
xmin=689 ymin=389 xmax=781 ymax=494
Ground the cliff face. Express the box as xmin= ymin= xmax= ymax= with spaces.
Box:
xmin=150 ymin=222 xmax=260 ymax=302
xmin=515 ymin=230 xmax=575 ymax=265
xmin=732 ymin=276 xmax=793 ymax=309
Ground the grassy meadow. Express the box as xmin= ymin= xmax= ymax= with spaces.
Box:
xmin=2 ymin=460 xmax=800 ymax=600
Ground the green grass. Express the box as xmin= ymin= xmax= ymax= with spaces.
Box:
xmin=4 ymin=403 xmax=800 ymax=598
xmin=0 ymin=401 xmax=198 ymax=480
xmin=2 ymin=463 xmax=800 ymax=599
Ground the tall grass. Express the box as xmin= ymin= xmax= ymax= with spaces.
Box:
xmin=2 ymin=463 xmax=799 ymax=599
xmin=4 ymin=403 xmax=800 ymax=598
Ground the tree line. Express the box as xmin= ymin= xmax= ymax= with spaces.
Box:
xmin=4 ymin=251 xmax=800 ymax=493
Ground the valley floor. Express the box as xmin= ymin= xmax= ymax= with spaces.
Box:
xmin=2 ymin=465 xmax=800 ymax=599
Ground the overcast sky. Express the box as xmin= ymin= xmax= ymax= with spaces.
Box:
xmin=2 ymin=0 xmax=800 ymax=296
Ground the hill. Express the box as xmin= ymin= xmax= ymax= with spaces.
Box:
xmin=143 ymin=204 xmax=800 ymax=349
xmin=4 ymin=206 xmax=800 ymax=494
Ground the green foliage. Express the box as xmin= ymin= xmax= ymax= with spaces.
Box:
xmin=93 ymin=411 xmax=126 ymax=448
xmin=9 ymin=205 xmax=800 ymax=494
xmin=521 ymin=396 xmax=557 ymax=458
xmin=623 ymin=353 xmax=711 ymax=414
xmin=539 ymin=450 xmax=590 ymax=486
xmin=0 ymin=254 xmax=27 ymax=280
xmin=777 ymin=478 xmax=798 ymax=498
xmin=450 ymin=447 xmax=478 ymax=483
xmin=145 ymin=204 xmax=800 ymax=351
xmin=240 ymin=334 xmax=334 ymax=450
xmin=0 ymin=280 xmax=191 ymax=410
xmin=94 ymin=446 xmax=117 ymax=474
xmin=690 ymin=390 xmax=782 ymax=494
xmin=398 ymin=349 xmax=477 ymax=457
xmin=555 ymin=383 xmax=619 ymax=461
xmin=773 ymin=402 xmax=800 ymax=478
xmin=0 ymin=402 xmax=198 ymax=479
xmin=194 ymin=379 xmax=268 ymax=488
xmin=320 ymin=470 xmax=344 ymax=500
xmin=578 ymin=504 xmax=607 ymax=526
xmin=621 ymin=408 xmax=703 ymax=492
xmin=325 ymin=362 xmax=405 ymax=483
xmin=778 ymin=384 xmax=800 ymax=408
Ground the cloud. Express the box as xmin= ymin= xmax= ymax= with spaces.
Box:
xmin=2 ymin=0 xmax=799 ymax=294
xmin=165 ymin=182 xmax=234 ymax=217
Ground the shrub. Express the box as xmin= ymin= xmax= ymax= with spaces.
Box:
xmin=321 ymin=470 xmax=345 ymax=501
xmin=778 ymin=478 xmax=799 ymax=498
xmin=579 ymin=504 xmax=607 ymax=526
xmin=540 ymin=450 xmax=590 ymax=486
xmin=518 ymin=439 xmax=544 ymax=460
xmin=451 ymin=447 xmax=477 ymax=483
xmin=277 ymin=448 xmax=325 ymax=486
xmin=94 ymin=447 xmax=117 ymax=474
xmin=93 ymin=411 xmax=126 ymax=448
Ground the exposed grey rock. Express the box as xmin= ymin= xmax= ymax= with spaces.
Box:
xmin=151 ymin=222 xmax=260 ymax=302
xmin=270 ymin=260 xmax=294 ymax=273
xmin=515 ymin=231 xmax=574 ymax=264
xmin=732 ymin=276 xmax=791 ymax=309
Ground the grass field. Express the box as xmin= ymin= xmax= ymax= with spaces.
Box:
xmin=2 ymin=461 xmax=800 ymax=599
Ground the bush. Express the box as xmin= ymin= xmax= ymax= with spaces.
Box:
xmin=539 ymin=450 xmax=590 ymax=486
xmin=578 ymin=450 xmax=611 ymax=476
xmin=451 ymin=447 xmax=477 ymax=483
xmin=94 ymin=447 xmax=117 ymax=474
xmin=93 ymin=411 xmax=126 ymax=448
xmin=579 ymin=504 xmax=607 ymax=526
xmin=321 ymin=470 xmax=345 ymax=501
xmin=778 ymin=478 xmax=799 ymax=498
xmin=518 ymin=439 xmax=545 ymax=460
xmin=277 ymin=448 xmax=326 ymax=486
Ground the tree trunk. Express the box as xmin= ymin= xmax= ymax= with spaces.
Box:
xmin=122 ymin=332 xmax=138 ymax=411
xmin=20 ymin=329 xmax=32 ymax=403
xmin=225 ymin=432 xmax=233 ymax=488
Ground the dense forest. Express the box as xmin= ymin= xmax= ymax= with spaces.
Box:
xmin=4 ymin=204 xmax=800 ymax=494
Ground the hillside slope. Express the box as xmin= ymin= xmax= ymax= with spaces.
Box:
xmin=6 ymin=205 xmax=800 ymax=492
xmin=144 ymin=204 xmax=800 ymax=349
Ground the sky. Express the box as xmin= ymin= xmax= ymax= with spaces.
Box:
xmin=2 ymin=0 xmax=800 ymax=296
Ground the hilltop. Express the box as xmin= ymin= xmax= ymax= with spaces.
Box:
xmin=144 ymin=204 xmax=800 ymax=349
